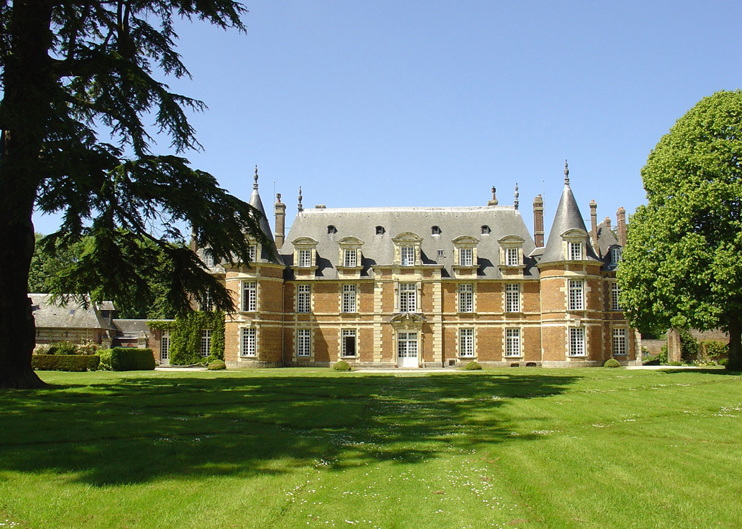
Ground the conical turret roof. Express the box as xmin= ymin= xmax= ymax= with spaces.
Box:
xmin=249 ymin=166 xmax=281 ymax=264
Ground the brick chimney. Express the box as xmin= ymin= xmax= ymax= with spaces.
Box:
xmin=617 ymin=207 xmax=627 ymax=247
xmin=533 ymin=194 xmax=544 ymax=247
xmin=190 ymin=226 xmax=198 ymax=253
xmin=589 ymin=199 xmax=598 ymax=253
xmin=275 ymin=193 xmax=286 ymax=249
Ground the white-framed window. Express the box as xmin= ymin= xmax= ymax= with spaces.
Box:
xmin=613 ymin=328 xmax=627 ymax=356
xmin=569 ymin=327 xmax=586 ymax=357
xmin=242 ymin=281 xmax=257 ymax=312
xmin=611 ymin=283 xmax=621 ymax=311
xmin=505 ymin=328 xmax=521 ymax=357
xmin=569 ymin=241 xmax=583 ymax=261
xmin=342 ymin=284 xmax=356 ymax=313
xmin=459 ymin=328 xmax=474 ymax=357
xmin=343 ymin=249 xmax=357 ymax=267
xmin=298 ymin=249 xmax=312 ymax=267
xmin=248 ymin=245 xmax=257 ymax=262
xmin=611 ymin=247 xmax=622 ymax=265
xmin=297 ymin=284 xmax=311 ymax=313
xmin=201 ymin=288 xmax=213 ymax=312
xmin=568 ymin=280 xmax=584 ymax=310
xmin=297 ymin=329 xmax=311 ymax=357
xmin=458 ymin=283 xmax=473 ymax=313
xmin=459 ymin=247 xmax=473 ymax=266
xmin=401 ymin=246 xmax=415 ymax=266
xmin=241 ymin=327 xmax=256 ymax=357
xmin=342 ymin=328 xmax=357 ymax=357
xmin=506 ymin=283 xmax=520 ymax=313
xmin=203 ymin=250 xmax=215 ymax=268
xmin=200 ymin=329 xmax=211 ymax=357
xmin=397 ymin=332 xmax=418 ymax=358
xmin=506 ymin=247 xmax=519 ymax=266
xmin=399 ymin=283 xmax=417 ymax=312
xmin=160 ymin=330 xmax=170 ymax=361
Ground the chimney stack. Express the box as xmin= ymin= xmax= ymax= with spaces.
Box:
xmin=589 ymin=199 xmax=598 ymax=254
xmin=533 ymin=194 xmax=544 ymax=247
xmin=275 ymin=193 xmax=286 ymax=249
xmin=617 ymin=207 xmax=627 ymax=247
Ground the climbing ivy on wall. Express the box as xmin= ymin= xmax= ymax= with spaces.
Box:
xmin=149 ymin=312 xmax=224 ymax=365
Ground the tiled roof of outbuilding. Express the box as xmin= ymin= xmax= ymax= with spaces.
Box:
xmin=29 ymin=294 xmax=117 ymax=331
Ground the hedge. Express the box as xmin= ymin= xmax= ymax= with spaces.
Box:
xmin=32 ymin=354 xmax=100 ymax=372
xmin=110 ymin=348 xmax=156 ymax=371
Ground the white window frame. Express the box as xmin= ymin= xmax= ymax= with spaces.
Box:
xmin=568 ymin=280 xmax=584 ymax=311
xmin=297 ymin=284 xmax=311 ymax=313
xmin=506 ymin=247 xmax=519 ymax=266
xmin=401 ymin=246 xmax=415 ymax=266
xmin=459 ymin=328 xmax=474 ymax=357
xmin=569 ymin=241 xmax=583 ymax=261
xmin=241 ymin=327 xmax=256 ymax=357
xmin=202 ymin=288 xmax=213 ymax=312
xmin=298 ymin=249 xmax=312 ymax=268
xmin=342 ymin=284 xmax=357 ymax=313
xmin=505 ymin=283 xmax=520 ymax=313
xmin=341 ymin=328 xmax=357 ymax=357
xmin=397 ymin=331 xmax=418 ymax=358
xmin=613 ymin=328 xmax=627 ymax=356
xmin=248 ymin=245 xmax=257 ymax=262
xmin=458 ymin=283 xmax=473 ymax=313
xmin=505 ymin=328 xmax=521 ymax=357
xmin=203 ymin=250 xmax=215 ymax=268
xmin=569 ymin=327 xmax=586 ymax=357
xmin=399 ymin=283 xmax=417 ymax=312
xmin=160 ymin=330 xmax=170 ymax=361
xmin=611 ymin=247 xmax=622 ymax=265
xmin=200 ymin=329 xmax=211 ymax=357
xmin=343 ymin=249 xmax=357 ymax=268
xmin=611 ymin=283 xmax=621 ymax=311
xmin=459 ymin=247 xmax=473 ymax=266
xmin=242 ymin=281 xmax=257 ymax=312
xmin=297 ymin=329 xmax=311 ymax=357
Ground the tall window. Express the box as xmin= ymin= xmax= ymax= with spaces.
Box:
xmin=242 ymin=281 xmax=257 ymax=312
xmin=297 ymin=329 xmax=311 ymax=357
xmin=459 ymin=247 xmax=473 ymax=266
xmin=397 ymin=332 xmax=418 ymax=358
xmin=611 ymin=247 xmax=622 ymax=265
xmin=241 ymin=328 xmax=256 ymax=357
xmin=611 ymin=283 xmax=621 ymax=311
xmin=459 ymin=328 xmax=474 ymax=357
xmin=399 ymin=283 xmax=417 ymax=312
xmin=297 ymin=284 xmax=311 ymax=313
xmin=569 ymin=241 xmax=583 ymax=261
xmin=613 ymin=328 xmax=627 ymax=356
xmin=342 ymin=284 xmax=356 ymax=313
xmin=248 ymin=245 xmax=257 ymax=262
xmin=202 ymin=288 xmax=213 ymax=311
xmin=506 ymin=283 xmax=520 ymax=312
xmin=298 ymin=249 xmax=312 ymax=267
xmin=458 ymin=284 xmax=473 ymax=313
xmin=505 ymin=328 xmax=520 ymax=357
xmin=569 ymin=327 xmax=585 ymax=357
xmin=160 ymin=330 xmax=170 ymax=361
xmin=506 ymin=247 xmax=519 ymax=266
xmin=343 ymin=249 xmax=357 ymax=267
xmin=568 ymin=280 xmax=584 ymax=310
xmin=401 ymin=246 xmax=415 ymax=266
xmin=200 ymin=329 xmax=211 ymax=357
xmin=342 ymin=329 xmax=357 ymax=357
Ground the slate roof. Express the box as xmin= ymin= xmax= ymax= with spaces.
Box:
xmin=596 ymin=219 xmax=621 ymax=270
xmin=30 ymin=294 xmax=117 ymax=331
xmin=280 ymin=205 xmax=538 ymax=280
xmin=540 ymin=183 xmax=601 ymax=264
xmin=248 ymin=171 xmax=281 ymax=264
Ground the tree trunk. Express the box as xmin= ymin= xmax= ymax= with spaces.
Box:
xmin=0 ymin=0 xmax=54 ymax=389
xmin=727 ymin=317 xmax=742 ymax=371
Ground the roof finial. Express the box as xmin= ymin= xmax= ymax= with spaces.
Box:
xmin=564 ymin=159 xmax=570 ymax=186
xmin=514 ymin=183 xmax=519 ymax=210
xmin=253 ymin=165 xmax=259 ymax=190
xmin=276 ymin=192 xmax=282 ymax=204
xmin=488 ymin=186 xmax=499 ymax=206
xmin=298 ymin=186 xmax=303 ymax=213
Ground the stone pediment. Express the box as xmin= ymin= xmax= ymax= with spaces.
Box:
xmin=388 ymin=312 xmax=427 ymax=329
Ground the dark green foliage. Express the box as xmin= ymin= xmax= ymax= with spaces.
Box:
xmin=110 ymin=348 xmax=155 ymax=371
xmin=463 ymin=361 xmax=482 ymax=370
xmin=97 ymin=350 xmax=112 ymax=371
xmin=32 ymin=355 xmax=99 ymax=372
xmin=603 ymin=358 xmax=622 ymax=368
xmin=702 ymin=341 xmax=729 ymax=360
xmin=332 ymin=360 xmax=352 ymax=371
xmin=169 ymin=312 xmax=224 ymax=365
xmin=679 ymin=330 xmax=701 ymax=362
xmin=207 ymin=359 xmax=226 ymax=370
xmin=35 ymin=341 xmax=97 ymax=356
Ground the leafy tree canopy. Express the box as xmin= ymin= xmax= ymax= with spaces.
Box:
xmin=618 ymin=90 xmax=742 ymax=369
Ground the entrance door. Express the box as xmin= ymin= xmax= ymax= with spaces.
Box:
xmin=397 ymin=331 xmax=419 ymax=368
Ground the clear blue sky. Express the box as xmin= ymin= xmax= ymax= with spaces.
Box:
xmin=34 ymin=0 xmax=742 ymax=239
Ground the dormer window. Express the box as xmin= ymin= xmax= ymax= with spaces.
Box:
xmin=505 ymin=247 xmax=519 ymax=266
xmin=248 ymin=244 xmax=257 ymax=262
xmin=291 ymin=237 xmax=319 ymax=271
xmin=569 ymin=241 xmax=583 ymax=261
xmin=327 ymin=225 xmax=337 ymax=234
xmin=203 ymin=249 xmax=215 ymax=268
xmin=459 ymin=247 xmax=473 ymax=266
xmin=481 ymin=225 xmax=491 ymax=235
xmin=451 ymin=236 xmax=479 ymax=274
xmin=343 ymin=249 xmax=356 ymax=267
xmin=376 ymin=226 xmax=385 ymax=235
xmin=401 ymin=246 xmax=415 ymax=266
xmin=298 ymin=249 xmax=312 ymax=267
xmin=498 ymin=235 xmax=525 ymax=270
xmin=611 ymin=247 xmax=622 ymax=265
xmin=561 ymin=229 xmax=589 ymax=262
xmin=393 ymin=233 xmax=422 ymax=267
xmin=337 ymin=236 xmax=363 ymax=272
xmin=431 ymin=226 xmax=441 ymax=236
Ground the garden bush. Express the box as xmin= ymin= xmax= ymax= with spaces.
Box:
xmin=332 ymin=360 xmax=351 ymax=371
xmin=97 ymin=349 xmax=113 ymax=370
xmin=702 ymin=340 xmax=728 ymax=361
xmin=46 ymin=341 xmax=79 ymax=355
xmin=604 ymin=358 xmax=621 ymax=368
xmin=208 ymin=359 xmax=226 ymax=370
xmin=668 ymin=360 xmax=683 ymax=367
xmin=463 ymin=361 xmax=482 ymax=370
xmin=32 ymin=354 xmax=100 ymax=372
xmin=110 ymin=348 xmax=155 ymax=371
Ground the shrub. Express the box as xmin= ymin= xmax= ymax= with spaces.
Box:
xmin=332 ymin=360 xmax=352 ymax=371
xmin=702 ymin=340 xmax=728 ymax=360
xmin=679 ymin=330 xmax=700 ymax=362
xmin=47 ymin=341 xmax=78 ymax=355
xmin=658 ymin=345 xmax=668 ymax=364
xmin=110 ymin=348 xmax=155 ymax=371
xmin=208 ymin=359 xmax=226 ymax=370
xmin=32 ymin=354 xmax=100 ymax=372
xmin=668 ymin=360 xmax=683 ymax=366
xmin=77 ymin=340 xmax=99 ymax=355
xmin=604 ymin=358 xmax=621 ymax=368
xmin=463 ymin=361 xmax=482 ymax=370
xmin=97 ymin=349 xmax=113 ymax=371
xmin=642 ymin=355 xmax=660 ymax=366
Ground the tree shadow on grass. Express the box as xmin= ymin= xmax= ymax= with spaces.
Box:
xmin=0 ymin=371 xmax=581 ymax=486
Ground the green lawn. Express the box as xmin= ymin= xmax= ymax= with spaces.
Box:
xmin=1 ymin=367 xmax=741 ymax=528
